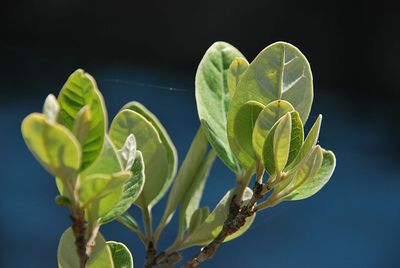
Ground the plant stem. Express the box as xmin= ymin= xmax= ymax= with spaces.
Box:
xmin=141 ymin=206 xmax=153 ymax=237
xmin=184 ymin=181 xmax=264 ymax=268
xmin=70 ymin=207 xmax=88 ymax=268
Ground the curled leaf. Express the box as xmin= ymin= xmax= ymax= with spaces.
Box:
xmin=43 ymin=94 xmax=59 ymax=122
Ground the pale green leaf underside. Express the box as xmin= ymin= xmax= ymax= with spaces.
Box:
xmin=228 ymin=42 xmax=313 ymax=170
xmin=109 ymin=109 xmax=169 ymax=209
xmin=196 ymin=41 xmax=245 ymax=173
xmin=58 ymin=228 xmax=114 ymax=268
xmin=122 ymin=101 xmax=177 ymax=207
xmin=181 ymin=187 xmax=255 ymax=248
xmin=101 ymin=151 xmax=145 ymax=224
xmin=21 ymin=113 xmax=81 ymax=180
xmin=179 ymin=150 xmax=217 ymax=234
xmin=57 ymin=69 xmax=107 ymax=170
xmin=107 ymin=241 xmax=134 ymax=268
xmin=163 ymin=128 xmax=208 ymax=226
xmin=43 ymin=94 xmax=59 ymax=123
xmin=286 ymin=150 xmax=335 ymax=200
xmin=252 ymin=100 xmax=294 ymax=160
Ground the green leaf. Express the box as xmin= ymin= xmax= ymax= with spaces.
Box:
xmin=80 ymin=136 xmax=123 ymax=178
xmin=79 ymin=171 xmax=131 ymax=219
xmin=188 ymin=207 xmax=209 ymax=235
xmin=122 ymin=102 xmax=177 ymax=207
xmin=73 ymin=105 xmax=92 ymax=146
xmin=286 ymin=115 xmax=322 ymax=170
xmin=118 ymin=134 xmax=137 ymax=171
xmin=21 ymin=113 xmax=81 ymax=182
xmin=228 ymin=42 xmax=313 ymax=165
xmin=195 ymin=41 xmax=245 ymax=173
xmin=272 ymin=146 xmax=324 ymax=204
xmin=273 ymin=112 xmax=292 ymax=172
xmin=57 ymin=69 xmax=107 ymax=170
xmin=228 ymin=101 xmax=265 ymax=169
xmin=107 ymin=241 xmax=134 ymax=268
xmin=286 ymin=150 xmax=336 ymax=200
xmin=262 ymin=119 xmax=280 ymax=176
xmin=43 ymin=94 xmax=59 ymax=122
xmin=181 ymin=187 xmax=255 ymax=248
xmin=109 ymin=109 xmax=169 ymax=209
xmin=161 ymin=128 xmax=208 ymax=227
xmin=58 ymin=228 xmax=114 ymax=268
xmin=287 ymin=111 xmax=304 ymax=166
xmin=178 ymin=150 xmax=217 ymax=234
xmin=227 ymin=57 xmax=249 ymax=96
xmin=252 ymin=100 xmax=294 ymax=159
xmin=101 ymin=151 xmax=145 ymax=224
xmin=117 ymin=213 xmax=141 ymax=233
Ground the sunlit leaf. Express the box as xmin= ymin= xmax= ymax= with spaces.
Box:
xmin=287 ymin=111 xmax=304 ymax=166
xmin=188 ymin=207 xmax=209 ymax=235
xmin=107 ymin=241 xmax=134 ymax=268
xmin=286 ymin=149 xmax=335 ymax=200
xmin=162 ymin=128 xmax=208 ymax=227
xmin=43 ymin=94 xmax=59 ymax=123
xmin=228 ymin=101 xmax=264 ymax=169
xmin=196 ymin=42 xmax=245 ymax=173
xmin=273 ymin=112 xmax=292 ymax=172
xmin=73 ymin=105 xmax=92 ymax=147
xmin=118 ymin=134 xmax=137 ymax=171
xmin=58 ymin=228 xmax=114 ymax=268
xmin=227 ymin=57 xmax=249 ymax=96
xmin=101 ymin=151 xmax=145 ymax=224
xmin=109 ymin=109 xmax=169 ymax=209
xmin=252 ymin=100 xmax=294 ymax=159
xmin=21 ymin=113 xmax=81 ymax=182
xmin=57 ymin=69 xmax=107 ymax=170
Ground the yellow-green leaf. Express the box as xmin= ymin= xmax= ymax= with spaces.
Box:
xmin=57 ymin=69 xmax=107 ymax=170
xmin=273 ymin=112 xmax=292 ymax=172
xmin=227 ymin=57 xmax=249 ymax=96
xmin=252 ymin=100 xmax=294 ymax=159
xmin=107 ymin=241 xmax=134 ymax=268
xmin=21 ymin=113 xmax=81 ymax=182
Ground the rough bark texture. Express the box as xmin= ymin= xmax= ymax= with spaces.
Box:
xmin=70 ymin=208 xmax=88 ymax=268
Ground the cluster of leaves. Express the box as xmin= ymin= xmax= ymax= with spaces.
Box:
xmin=21 ymin=41 xmax=336 ymax=268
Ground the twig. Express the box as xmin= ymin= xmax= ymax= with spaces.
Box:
xmin=70 ymin=208 xmax=88 ymax=268
xmin=184 ymin=182 xmax=264 ymax=268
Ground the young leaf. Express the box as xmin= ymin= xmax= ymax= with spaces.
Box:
xmin=57 ymin=69 xmax=107 ymax=170
xmin=118 ymin=134 xmax=137 ymax=171
xmin=228 ymin=42 xmax=313 ymax=164
xmin=107 ymin=241 xmax=134 ymax=268
xmin=122 ymin=101 xmax=177 ymax=205
xmin=109 ymin=109 xmax=169 ymax=209
xmin=285 ymin=149 xmax=335 ymax=200
xmin=273 ymin=146 xmax=324 ymax=203
xmin=101 ymin=151 xmax=145 ymax=224
xmin=273 ymin=112 xmax=292 ymax=172
xmin=161 ymin=128 xmax=208 ymax=227
xmin=73 ymin=105 xmax=92 ymax=146
xmin=188 ymin=207 xmax=209 ymax=235
xmin=227 ymin=57 xmax=249 ymax=96
xmin=252 ymin=100 xmax=294 ymax=159
xmin=286 ymin=115 xmax=322 ymax=170
xmin=80 ymin=136 xmax=123 ymax=178
xmin=195 ymin=41 xmax=245 ymax=173
xmin=79 ymin=171 xmax=131 ymax=219
xmin=58 ymin=228 xmax=114 ymax=268
xmin=117 ymin=213 xmax=141 ymax=233
xmin=262 ymin=119 xmax=280 ymax=176
xmin=228 ymin=101 xmax=264 ymax=169
xmin=21 ymin=113 xmax=81 ymax=180
xmin=181 ymin=187 xmax=255 ymax=248
xmin=42 ymin=94 xmax=59 ymax=122
xmin=287 ymin=111 xmax=304 ymax=166
xmin=178 ymin=150 xmax=217 ymax=234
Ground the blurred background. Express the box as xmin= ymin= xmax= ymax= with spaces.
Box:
xmin=1 ymin=0 xmax=399 ymax=267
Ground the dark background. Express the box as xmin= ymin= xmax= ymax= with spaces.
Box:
xmin=1 ymin=1 xmax=399 ymax=267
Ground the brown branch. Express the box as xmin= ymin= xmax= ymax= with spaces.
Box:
xmin=144 ymin=240 xmax=182 ymax=268
xmin=184 ymin=182 xmax=264 ymax=268
xmin=70 ymin=208 xmax=89 ymax=268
